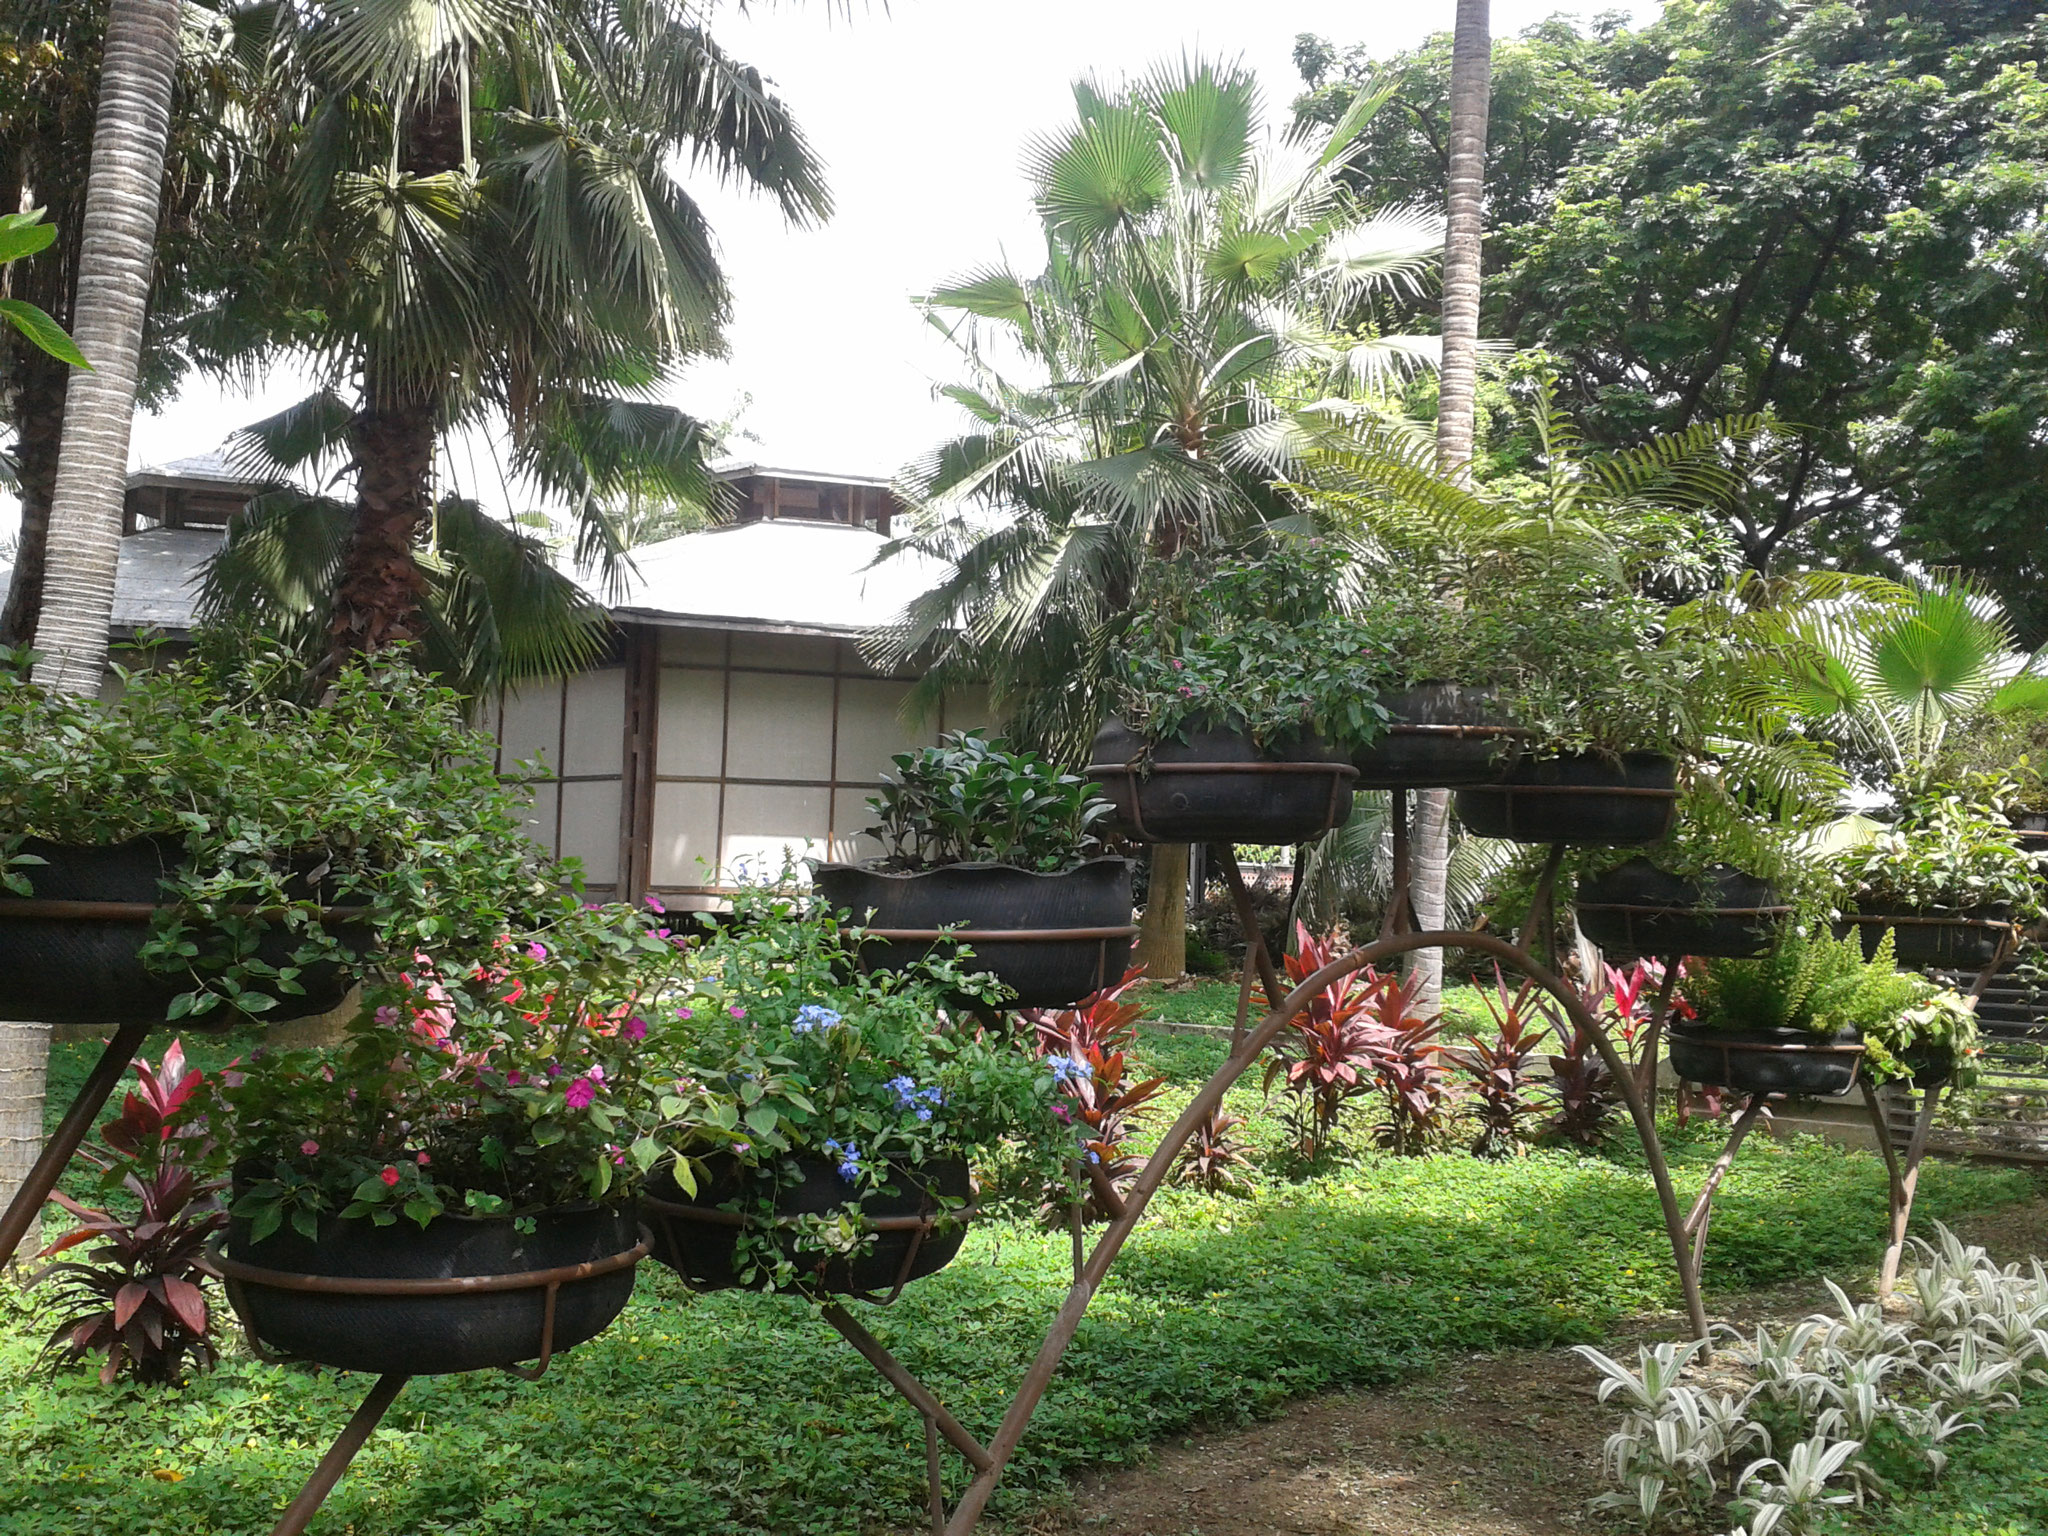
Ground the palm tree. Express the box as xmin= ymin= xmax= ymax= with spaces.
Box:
xmin=1410 ymin=0 xmax=1494 ymax=1008
xmin=871 ymin=59 xmax=1444 ymax=977
xmin=29 ymin=0 xmax=182 ymax=696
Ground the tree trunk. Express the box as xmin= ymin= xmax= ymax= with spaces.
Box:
xmin=29 ymin=0 xmax=182 ymax=696
xmin=0 ymin=1020 xmax=53 ymax=1269
xmin=1410 ymin=0 xmax=1492 ymax=1011
xmin=320 ymin=398 xmax=439 ymax=674
xmin=0 ymin=356 xmax=70 ymax=647
xmin=1136 ymin=842 xmax=1189 ymax=982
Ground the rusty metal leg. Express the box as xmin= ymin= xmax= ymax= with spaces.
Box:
xmin=1681 ymin=1096 xmax=1768 ymax=1291
xmin=1228 ymin=959 xmax=1256 ymax=1054
xmin=268 ymin=1373 xmax=410 ymax=1536
xmin=1878 ymin=1084 xmax=1944 ymax=1298
xmin=1216 ymin=846 xmax=1286 ymax=1012
xmin=936 ymin=928 xmax=1711 ymax=1535
xmin=820 ymin=1305 xmax=992 ymax=1472
xmin=925 ymin=1413 xmax=945 ymax=1536
xmin=0 ymin=1017 xmax=152 ymax=1268
xmin=1515 ymin=844 xmax=1567 ymax=960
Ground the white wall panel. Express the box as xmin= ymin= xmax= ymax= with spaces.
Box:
xmin=499 ymin=682 xmax=562 ymax=773
xmin=650 ymin=781 xmax=721 ymax=886
xmin=559 ymin=780 xmax=622 ymax=884
xmin=721 ymin=783 xmax=831 ymax=884
xmin=725 ymin=672 xmax=834 ymax=782
xmin=561 ymin=667 xmax=626 ymax=777
xmin=656 ymin=669 xmax=726 ymax=778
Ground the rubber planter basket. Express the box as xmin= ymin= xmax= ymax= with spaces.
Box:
xmin=1575 ymin=859 xmax=1788 ymax=960
xmin=811 ymin=858 xmax=1135 ymax=1009
xmin=1454 ymin=754 xmax=1678 ymax=846
xmin=0 ymin=837 xmax=368 ymax=1027
xmin=1087 ymin=719 xmax=1357 ymax=846
xmin=1667 ymin=1024 xmax=1864 ymax=1098
xmin=1836 ymin=908 xmax=2013 ymax=970
xmin=644 ymin=1155 xmax=972 ymax=1298
xmin=216 ymin=1200 xmax=643 ymax=1376
xmin=1351 ymin=684 xmax=1529 ymax=790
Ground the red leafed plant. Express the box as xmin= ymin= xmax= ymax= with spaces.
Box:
xmin=28 ymin=1040 xmax=227 ymax=1384
xmin=1542 ymin=987 xmax=1624 ymax=1147
xmin=1173 ymin=1109 xmax=1253 ymax=1195
xmin=1027 ymin=967 xmax=1167 ymax=1216
xmin=1359 ymin=966 xmax=1455 ymax=1155
xmin=1264 ymin=925 xmax=1387 ymax=1158
xmin=1452 ymin=967 xmax=1554 ymax=1158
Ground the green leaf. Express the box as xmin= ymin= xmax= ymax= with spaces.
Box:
xmin=0 ymin=299 xmax=88 ymax=368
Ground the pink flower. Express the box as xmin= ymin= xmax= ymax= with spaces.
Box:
xmin=644 ymin=894 xmax=666 ymax=914
xmin=300 ymin=1139 xmax=320 ymax=1156
xmin=654 ymin=927 xmax=671 ymax=940
xmin=379 ymin=1167 xmax=400 ymax=1187
xmin=624 ymin=1016 xmax=648 ymax=1041
xmin=587 ymin=1064 xmax=606 ymax=1083
xmin=526 ymin=941 xmax=548 ymax=961
xmin=729 ymin=1005 xmax=746 ymax=1020
xmin=374 ymin=1005 xmax=400 ymax=1026
xmin=505 ymin=1070 xmax=523 ymax=1087
xmin=416 ymin=1151 xmax=431 ymax=1166
xmin=676 ymin=1006 xmax=694 ymax=1020
xmin=564 ymin=1077 xmax=596 ymax=1109
xmin=1178 ymin=686 xmax=1193 ymax=697
xmin=1170 ymin=658 xmax=1183 ymax=670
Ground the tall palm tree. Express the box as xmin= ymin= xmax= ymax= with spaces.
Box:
xmin=871 ymin=59 xmax=1444 ymax=977
xmin=29 ymin=0 xmax=182 ymax=696
xmin=1410 ymin=0 xmax=1494 ymax=1008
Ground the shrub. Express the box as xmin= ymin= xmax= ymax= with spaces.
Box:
xmin=1833 ymin=793 xmax=2044 ymax=920
xmin=858 ymin=730 xmax=1112 ymax=872
xmin=1173 ymin=1109 xmax=1252 ymax=1195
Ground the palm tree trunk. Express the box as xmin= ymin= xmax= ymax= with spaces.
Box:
xmin=1136 ymin=842 xmax=1189 ymax=981
xmin=321 ymin=398 xmax=438 ymax=672
xmin=0 ymin=1019 xmax=52 ymax=1269
xmin=1411 ymin=0 xmax=1493 ymax=1010
xmin=29 ymin=0 xmax=182 ymax=697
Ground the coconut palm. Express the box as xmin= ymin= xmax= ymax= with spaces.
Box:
xmin=871 ymin=58 xmax=1444 ymax=975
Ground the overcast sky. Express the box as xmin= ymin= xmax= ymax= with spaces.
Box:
xmin=120 ymin=0 xmax=1657 ymax=510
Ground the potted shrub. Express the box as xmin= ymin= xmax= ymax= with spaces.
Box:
xmin=811 ymin=732 xmax=1133 ymax=1008
xmin=1671 ymin=928 xmax=1980 ymax=1097
xmin=640 ymin=891 xmax=1076 ymax=1296
xmin=1088 ymin=546 xmax=1371 ymax=845
xmin=1830 ymin=795 xmax=2042 ymax=969
xmin=202 ymin=904 xmax=698 ymax=1375
xmin=0 ymin=638 xmax=560 ymax=1027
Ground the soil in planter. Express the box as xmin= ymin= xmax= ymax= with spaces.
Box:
xmin=644 ymin=1154 xmax=972 ymax=1296
xmin=1666 ymin=1023 xmax=1863 ymax=1098
xmin=811 ymin=857 xmax=1133 ymax=1010
xmin=0 ymin=837 xmax=368 ymax=1027
xmin=1088 ymin=719 xmax=1356 ymax=846
xmin=1454 ymin=754 xmax=1678 ymax=846
xmin=1574 ymin=858 xmax=1786 ymax=960
xmin=224 ymin=1200 xmax=640 ymax=1375
xmin=1350 ymin=684 xmax=1528 ymax=790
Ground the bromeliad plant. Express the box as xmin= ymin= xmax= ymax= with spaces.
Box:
xmin=212 ymin=900 xmax=705 ymax=1238
xmin=0 ymin=636 xmax=567 ymax=1019
xmin=861 ymin=731 xmax=1113 ymax=872
xmin=29 ymin=1042 xmax=226 ymax=1385
xmin=658 ymin=891 xmax=1079 ymax=1279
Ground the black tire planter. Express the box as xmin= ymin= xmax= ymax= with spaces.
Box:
xmin=1575 ymin=859 xmax=1788 ymax=960
xmin=1454 ymin=754 xmax=1679 ymax=846
xmin=0 ymin=838 xmax=369 ymax=1027
xmin=644 ymin=1154 xmax=972 ymax=1297
xmin=1086 ymin=718 xmax=1357 ymax=846
xmin=1351 ymin=684 xmax=1530 ymax=790
xmin=1667 ymin=1024 xmax=1864 ymax=1098
xmin=811 ymin=858 xmax=1135 ymax=1009
xmin=217 ymin=1200 xmax=643 ymax=1376
xmin=1835 ymin=907 xmax=2013 ymax=970
xmin=1900 ymin=1044 xmax=1957 ymax=1091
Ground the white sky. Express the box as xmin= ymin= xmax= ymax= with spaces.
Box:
xmin=114 ymin=0 xmax=1657 ymax=513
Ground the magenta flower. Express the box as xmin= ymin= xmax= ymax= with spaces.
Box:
xmin=526 ymin=941 xmax=548 ymax=960
xmin=624 ymin=1016 xmax=648 ymax=1041
xmin=300 ymin=1139 xmax=320 ymax=1156
xmin=729 ymin=1005 xmax=746 ymax=1020
xmin=374 ymin=1005 xmax=400 ymax=1027
xmin=505 ymin=1070 xmax=523 ymax=1086
xmin=415 ymin=1151 xmax=431 ymax=1166
xmin=564 ymin=1077 xmax=596 ymax=1109
xmin=677 ymin=1006 xmax=694 ymax=1020
xmin=644 ymin=894 xmax=666 ymax=914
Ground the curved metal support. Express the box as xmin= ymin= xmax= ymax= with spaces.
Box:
xmin=937 ymin=926 xmax=1707 ymax=1535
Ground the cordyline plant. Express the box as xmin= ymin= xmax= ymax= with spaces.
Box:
xmin=1265 ymin=925 xmax=1384 ymax=1158
xmin=1452 ymin=968 xmax=1554 ymax=1158
xmin=1173 ymin=1109 xmax=1253 ymax=1196
xmin=29 ymin=1042 xmax=226 ymax=1385
xmin=1360 ymin=967 xmax=1454 ymax=1155
xmin=1543 ymin=1009 xmax=1625 ymax=1148
xmin=1026 ymin=966 xmax=1166 ymax=1218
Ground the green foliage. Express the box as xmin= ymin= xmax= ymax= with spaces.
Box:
xmin=0 ymin=638 xmax=561 ymax=1018
xmin=664 ymin=892 xmax=1076 ymax=1283
xmin=214 ymin=902 xmax=705 ymax=1232
xmin=1814 ymin=1392 xmax=2048 ymax=1536
xmin=0 ymin=1123 xmax=2022 ymax=1535
xmin=859 ymin=731 xmax=1112 ymax=873
xmin=1683 ymin=929 xmax=1981 ymax=1085
xmin=1834 ymin=795 xmax=2045 ymax=920
xmin=0 ymin=210 xmax=84 ymax=368
xmin=1111 ymin=541 xmax=1390 ymax=752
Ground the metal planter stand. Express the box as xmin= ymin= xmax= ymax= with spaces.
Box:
xmin=206 ymin=1236 xmax=649 ymax=1536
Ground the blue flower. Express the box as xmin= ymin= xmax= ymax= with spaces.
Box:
xmin=887 ymin=1077 xmax=945 ymax=1114
xmin=792 ymin=1004 xmax=844 ymax=1035
xmin=1047 ymin=1055 xmax=1093 ymax=1085
xmin=822 ymin=1137 xmax=862 ymax=1182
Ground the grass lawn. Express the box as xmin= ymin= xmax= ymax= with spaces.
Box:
xmin=2 ymin=1022 xmax=2032 ymax=1535
xmin=1817 ymin=1395 xmax=2048 ymax=1535
xmin=1137 ymin=974 xmax=1499 ymax=1037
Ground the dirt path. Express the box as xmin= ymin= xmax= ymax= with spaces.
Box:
xmin=1011 ymin=1198 xmax=2048 ymax=1536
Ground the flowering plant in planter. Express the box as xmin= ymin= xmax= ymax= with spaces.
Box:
xmin=0 ymin=636 xmax=567 ymax=1019
xmin=207 ymin=899 xmax=708 ymax=1238
xmin=651 ymin=891 xmax=1078 ymax=1286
